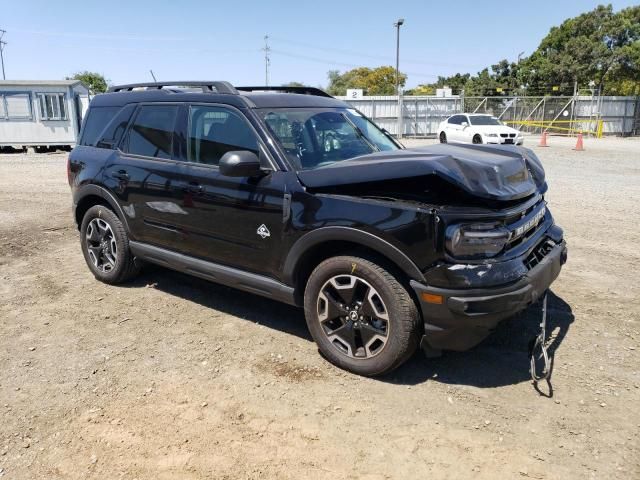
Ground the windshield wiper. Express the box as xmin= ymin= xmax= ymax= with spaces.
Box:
xmin=340 ymin=113 xmax=380 ymax=152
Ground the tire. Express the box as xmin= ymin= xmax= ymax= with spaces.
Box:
xmin=439 ymin=131 xmax=447 ymax=143
xmin=80 ymin=205 xmax=140 ymax=284
xmin=304 ymin=256 xmax=420 ymax=376
xmin=472 ymin=134 xmax=483 ymax=144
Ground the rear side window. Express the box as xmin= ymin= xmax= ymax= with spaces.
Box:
xmin=124 ymin=105 xmax=179 ymax=159
xmin=188 ymin=106 xmax=258 ymax=165
xmin=80 ymin=107 xmax=119 ymax=146
xmin=95 ymin=104 xmax=135 ymax=149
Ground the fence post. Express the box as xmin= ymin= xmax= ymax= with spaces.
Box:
xmin=397 ymin=92 xmax=404 ymax=139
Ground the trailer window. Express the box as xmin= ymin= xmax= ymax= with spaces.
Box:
xmin=0 ymin=93 xmax=33 ymax=120
xmin=37 ymin=93 xmax=67 ymax=121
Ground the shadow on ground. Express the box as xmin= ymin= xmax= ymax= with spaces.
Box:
xmin=124 ymin=265 xmax=310 ymax=340
xmin=124 ymin=265 xmax=574 ymax=389
xmin=387 ymin=291 xmax=574 ymax=389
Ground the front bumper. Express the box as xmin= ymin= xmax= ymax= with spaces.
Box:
xmin=484 ymin=135 xmax=524 ymax=145
xmin=411 ymin=239 xmax=567 ymax=352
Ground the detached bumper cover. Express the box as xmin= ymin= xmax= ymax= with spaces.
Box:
xmin=411 ymin=240 xmax=567 ymax=351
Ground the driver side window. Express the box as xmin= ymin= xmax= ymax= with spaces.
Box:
xmin=188 ymin=106 xmax=258 ymax=166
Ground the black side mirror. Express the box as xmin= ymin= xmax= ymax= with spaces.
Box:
xmin=219 ymin=151 xmax=262 ymax=177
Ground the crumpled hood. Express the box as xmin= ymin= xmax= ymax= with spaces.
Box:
xmin=296 ymin=143 xmax=546 ymax=202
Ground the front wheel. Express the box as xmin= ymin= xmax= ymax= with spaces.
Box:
xmin=472 ymin=134 xmax=483 ymax=144
xmin=304 ymin=256 xmax=420 ymax=376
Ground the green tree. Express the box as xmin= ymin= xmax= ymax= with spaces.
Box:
xmin=67 ymin=71 xmax=109 ymax=94
xmin=405 ymin=4 xmax=639 ymax=97
xmin=405 ymin=73 xmax=471 ymax=96
xmin=327 ymin=66 xmax=406 ymax=96
xmin=520 ymin=4 xmax=640 ymax=94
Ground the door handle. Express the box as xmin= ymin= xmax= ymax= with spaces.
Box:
xmin=113 ymin=169 xmax=129 ymax=181
xmin=182 ymin=182 xmax=203 ymax=194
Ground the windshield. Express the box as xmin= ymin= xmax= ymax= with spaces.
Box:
xmin=469 ymin=116 xmax=502 ymax=126
xmin=259 ymin=108 xmax=399 ymax=170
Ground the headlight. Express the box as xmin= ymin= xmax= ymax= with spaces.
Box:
xmin=485 ymin=133 xmax=498 ymax=137
xmin=445 ymin=222 xmax=510 ymax=259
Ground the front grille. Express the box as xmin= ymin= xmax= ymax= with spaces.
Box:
xmin=503 ymin=200 xmax=547 ymax=252
xmin=524 ymin=239 xmax=555 ymax=270
xmin=509 ymin=133 xmax=516 ymax=138
xmin=500 ymin=133 xmax=508 ymax=138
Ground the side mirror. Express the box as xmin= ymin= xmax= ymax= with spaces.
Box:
xmin=219 ymin=150 xmax=263 ymax=177
xmin=461 ymin=121 xmax=469 ymax=128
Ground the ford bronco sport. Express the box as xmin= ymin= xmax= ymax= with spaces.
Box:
xmin=68 ymin=81 xmax=567 ymax=376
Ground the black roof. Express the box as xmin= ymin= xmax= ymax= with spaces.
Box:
xmin=94 ymin=82 xmax=348 ymax=109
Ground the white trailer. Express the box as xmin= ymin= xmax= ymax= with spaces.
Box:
xmin=0 ymin=80 xmax=90 ymax=151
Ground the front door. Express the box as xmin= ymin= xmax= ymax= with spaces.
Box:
xmin=173 ymin=104 xmax=286 ymax=276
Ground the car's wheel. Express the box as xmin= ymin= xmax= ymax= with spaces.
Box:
xmin=80 ymin=205 xmax=140 ymax=284
xmin=472 ymin=134 xmax=483 ymax=144
xmin=439 ymin=131 xmax=447 ymax=143
xmin=304 ymin=256 xmax=420 ymax=376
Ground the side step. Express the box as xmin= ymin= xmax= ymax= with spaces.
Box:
xmin=129 ymin=241 xmax=297 ymax=306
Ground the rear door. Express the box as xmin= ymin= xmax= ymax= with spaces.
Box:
xmin=103 ymin=103 xmax=189 ymax=251
xmin=175 ymin=104 xmax=287 ymax=276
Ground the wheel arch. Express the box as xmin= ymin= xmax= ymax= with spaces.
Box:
xmin=283 ymin=227 xmax=425 ymax=303
xmin=74 ymin=184 xmax=130 ymax=232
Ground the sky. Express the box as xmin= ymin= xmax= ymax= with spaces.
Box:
xmin=1 ymin=0 xmax=637 ymax=89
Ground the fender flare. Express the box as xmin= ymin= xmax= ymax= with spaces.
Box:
xmin=73 ymin=184 xmax=130 ymax=232
xmin=282 ymin=226 xmax=425 ymax=286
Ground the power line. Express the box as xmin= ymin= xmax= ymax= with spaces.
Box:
xmin=269 ymin=49 xmax=440 ymax=79
xmin=269 ymin=35 xmax=486 ymax=70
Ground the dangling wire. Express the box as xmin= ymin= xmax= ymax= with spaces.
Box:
xmin=530 ymin=291 xmax=551 ymax=382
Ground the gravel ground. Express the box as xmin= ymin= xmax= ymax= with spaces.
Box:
xmin=1 ymin=135 xmax=639 ymax=479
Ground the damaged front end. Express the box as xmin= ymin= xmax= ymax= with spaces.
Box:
xmin=413 ymin=193 xmax=567 ymax=352
xmin=296 ymin=143 xmax=567 ymax=353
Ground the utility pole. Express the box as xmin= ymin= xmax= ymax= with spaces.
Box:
xmin=393 ymin=19 xmax=404 ymax=139
xmin=262 ymin=35 xmax=271 ymax=86
xmin=0 ymin=29 xmax=7 ymax=80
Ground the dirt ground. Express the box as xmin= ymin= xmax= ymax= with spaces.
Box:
xmin=1 ymin=135 xmax=639 ymax=479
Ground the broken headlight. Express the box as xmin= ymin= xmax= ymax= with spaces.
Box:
xmin=445 ymin=222 xmax=510 ymax=259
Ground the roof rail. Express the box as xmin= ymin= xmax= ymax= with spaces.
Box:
xmin=236 ymin=86 xmax=333 ymax=98
xmin=108 ymin=81 xmax=238 ymax=94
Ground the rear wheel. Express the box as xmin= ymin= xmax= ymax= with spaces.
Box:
xmin=472 ymin=134 xmax=483 ymax=144
xmin=439 ymin=132 xmax=447 ymax=143
xmin=80 ymin=205 xmax=140 ymax=284
xmin=304 ymin=256 xmax=420 ymax=376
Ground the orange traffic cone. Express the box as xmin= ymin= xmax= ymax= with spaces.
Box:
xmin=573 ymin=133 xmax=585 ymax=151
xmin=539 ymin=132 xmax=549 ymax=147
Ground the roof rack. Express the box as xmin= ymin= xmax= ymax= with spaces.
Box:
xmin=108 ymin=81 xmax=238 ymax=94
xmin=236 ymin=86 xmax=333 ymax=98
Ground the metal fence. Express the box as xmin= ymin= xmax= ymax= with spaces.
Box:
xmin=339 ymin=95 xmax=640 ymax=137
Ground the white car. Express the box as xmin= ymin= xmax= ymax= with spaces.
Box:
xmin=437 ymin=114 xmax=524 ymax=145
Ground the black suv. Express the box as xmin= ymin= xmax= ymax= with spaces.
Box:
xmin=68 ymin=81 xmax=567 ymax=376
